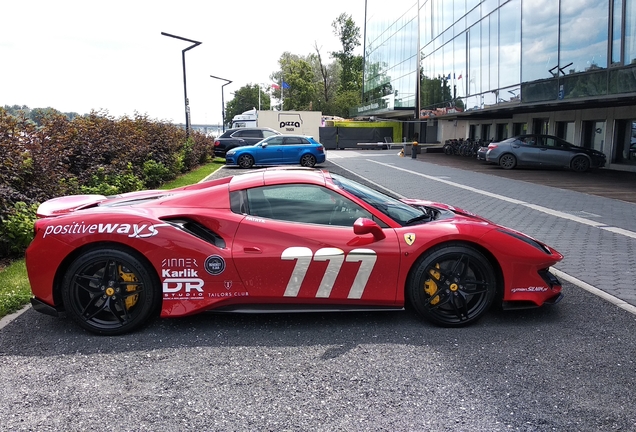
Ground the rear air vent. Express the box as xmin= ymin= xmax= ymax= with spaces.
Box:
xmin=164 ymin=219 xmax=226 ymax=248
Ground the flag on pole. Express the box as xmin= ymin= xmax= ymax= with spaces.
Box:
xmin=271 ymin=83 xmax=280 ymax=89
xmin=446 ymin=73 xmax=451 ymax=80
xmin=457 ymin=73 xmax=463 ymax=80
xmin=282 ymin=81 xmax=290 ymax=89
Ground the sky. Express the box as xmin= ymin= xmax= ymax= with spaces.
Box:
xmin=1 ymin=0 xmax=365 ymax=125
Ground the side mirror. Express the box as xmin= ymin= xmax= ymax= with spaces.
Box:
xmin=261 ymin=143 xmax=268 ymax=148
xmin=353 ymin=218 xmax=386 ymax=241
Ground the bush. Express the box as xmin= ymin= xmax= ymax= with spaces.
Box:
xmin=143 ymin=159 xmax=173 ymax=188
xmin=0 ymin=202 xmax=38 ymax=257
xmin=0 ymin=107 xmax=215 ymax=258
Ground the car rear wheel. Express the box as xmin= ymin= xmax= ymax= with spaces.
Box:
xmin=238 ymin=154 xmax=255 ymax=169
xmin=62 ymin=248 xmax=159 ymax=335
xmin=300 ymin=154 xmax=317 ymax=167
xmin=407 ymin=244 xmax=496 ymax=327
xmin=499 ymin=153 xmax=517 ymax=170
xmin=571 ymin=155 xmax=590 ymax=172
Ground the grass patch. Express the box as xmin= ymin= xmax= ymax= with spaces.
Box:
xmin=160 ymin=159 xmax=225 ymax=189
xmin=0 ymin=159 xmax=226 ymax=320
xmin=0 ymin=260 xmax=31 ymax=317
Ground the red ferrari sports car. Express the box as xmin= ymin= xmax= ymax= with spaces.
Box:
xmin=26 ymin=167 xmax=563 ymax=335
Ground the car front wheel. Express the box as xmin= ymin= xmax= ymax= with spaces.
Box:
xmin=300 ymin=154 xmax=317 ymax=167
xmin=407 ymin=244 xmax=497 ymax=327
xmin=499 ymin=153 xmax=517 ymax=170
xmin=62 ymin=248 xmax=160 ymax=335
xmin=571 ymin=155 xmax=590 ymax=172
xmin=238 ymin=154 xmax=255 ymax=169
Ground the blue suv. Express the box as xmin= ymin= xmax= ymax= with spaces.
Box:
xmin=225 ymin=135 xmax=326 ymax=168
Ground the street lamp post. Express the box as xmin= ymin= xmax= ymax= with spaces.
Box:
xmin=210 ymin=75 xmax=232 ymax=132
xmin=161 ymin=32 xmax=202 ymax=137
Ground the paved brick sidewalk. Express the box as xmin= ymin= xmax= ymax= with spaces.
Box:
xmin=326 ymin=150 xmax=636 ymax=306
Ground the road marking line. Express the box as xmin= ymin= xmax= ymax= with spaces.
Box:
xmin=329 ymin=159 xmax=636 ymax=317
xmin=552 ymin=268 xmax=636 ymax=316
xmin=367 ymin=159 xmax=636 ymax=239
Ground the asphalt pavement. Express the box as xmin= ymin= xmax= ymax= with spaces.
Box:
xmin=2 ymin=151 xmax=636 ymax=431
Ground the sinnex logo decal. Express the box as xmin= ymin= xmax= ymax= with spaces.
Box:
xmin=161 ymin=257 xmax=204 ymax=299
xmin=43 ymin=222 xmax=169 ymax=238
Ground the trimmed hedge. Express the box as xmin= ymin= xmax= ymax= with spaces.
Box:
xmin=0 ymin=108 xmax=213 ymax=258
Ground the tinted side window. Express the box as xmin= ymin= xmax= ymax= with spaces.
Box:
xmin=265 ymin=136 xmax=285 ymax=146
xmin=246 ymin=184 xmax=372 ymax=226
xmin=236 ymin=130 xmax=263 ymax=138
xmin=521 ymin=136 xmax=536 ymax=146
xmin=283 ymin=137 xmax=307 ymax=145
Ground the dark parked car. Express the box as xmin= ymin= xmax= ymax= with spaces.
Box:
xmin=485 ymin=134 xmax=606 ymax=172
xmin=214 ymin=127 xmax=280 ymax=157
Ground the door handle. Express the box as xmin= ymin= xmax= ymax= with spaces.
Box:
xmin=244 ymin=246 xmax=262 ymax=253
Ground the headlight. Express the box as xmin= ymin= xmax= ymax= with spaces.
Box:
xmin=226 ymin=150 xmax=235 ymax=156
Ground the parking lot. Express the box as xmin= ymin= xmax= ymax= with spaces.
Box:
xmin=2 ymin=151 xmax=636 ymax=431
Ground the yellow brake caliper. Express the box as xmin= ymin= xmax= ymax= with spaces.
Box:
xmin=424 ymin=264 xmax=441 ymax=305
xmin=118 ymin=266 xmax=139 ymax=310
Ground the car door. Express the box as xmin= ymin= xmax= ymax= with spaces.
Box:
xmin=536 ymin=136 xmax=571 ymax=168
xmin=513 ymin=135 xmax=544 ymax=166
xmin=255 ymin=136 xmax=285 ymax=165
xmin=230 ymin=184 xmax=402 ymax=305
xmin=281 ymin=136 xmax=307 ymax=164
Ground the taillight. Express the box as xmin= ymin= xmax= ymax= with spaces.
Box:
xmin=214 ymin=140 xmax=220 ymax=147
xmin=317 ymin=146 xmax=324 ymax=153
xmin=488 ymin=143 xmax=498 ymax=149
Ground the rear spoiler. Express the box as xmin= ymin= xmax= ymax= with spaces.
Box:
xmin=37 ymin=195 xmax=107 ymax=218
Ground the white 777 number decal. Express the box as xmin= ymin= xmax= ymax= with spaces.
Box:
xmin=281 ymin=247 xmax=377 ymax=299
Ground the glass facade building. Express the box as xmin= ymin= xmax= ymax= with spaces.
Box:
xmin=359 ymin=0 xmax=636 ymax=169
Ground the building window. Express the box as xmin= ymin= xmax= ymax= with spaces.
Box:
xmin=626 ymin=0 xmax=636 ymax=64
xmin=513 ymin=122 xmax=527 ymax=136
xmin=560 ymin=0 xmax=609 ymax=74
xmin=521 ymin=0 xmax=558 ymax=81
xmin=556 ymin=121 xmax=575 ymax=143
xmin=582 ymin=121 xmax=606 ymax=151
xmin=499 ymin=0 xmax=521 ymax=88
xmin=612 ymin=0 xmax=623 ymax=65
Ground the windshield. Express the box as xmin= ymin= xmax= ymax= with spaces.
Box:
xmin=330 ymin=173 xmax=424 ymax=226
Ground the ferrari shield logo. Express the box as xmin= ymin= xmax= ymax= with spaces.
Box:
xmin=404 ymin=233 xmax=416 ymax=246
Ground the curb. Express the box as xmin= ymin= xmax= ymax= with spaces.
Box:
xmin=0 ymin=303 xmax=31 ymax=331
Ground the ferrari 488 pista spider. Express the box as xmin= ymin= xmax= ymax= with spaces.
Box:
xmin=27 ymin=168 xmax=563 ymax=335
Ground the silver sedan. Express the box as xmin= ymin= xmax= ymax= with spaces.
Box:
xmin=485 ymin=134 xmax=606 ymax=172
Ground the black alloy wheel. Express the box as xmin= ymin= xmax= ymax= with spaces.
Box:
xmin=238 ymin=154 xmax=255 ymax=169
xmin=499 ymin=153 xmax=517 ymax=170
xmin=62 ymin=248 xmax=159 ymax=335
xmin=407 ymin=244 xmax=496 ymax=327
xmin=571 ymin=155 xmax=590 ymax=172
xmin=300 ymin=154 xmax=317 ymax=167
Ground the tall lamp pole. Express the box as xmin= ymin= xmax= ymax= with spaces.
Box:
xmin=210 ymin=75 xmax=232 ymax=132
xmin=161 ymin=32 xmax=202 ymax=137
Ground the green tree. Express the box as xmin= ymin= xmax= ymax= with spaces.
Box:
xmin=271 ymin=53 xmax=317 ymax=111
xmin=331 ymin=13 xmax=363 ymax=93
xmin=331 ymin=90 xmax=361 ymax=118
xmin=310 ymin=42 xmax=341 ymax=115
xmin=224 ymin=84 xmax=270 ymax=127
